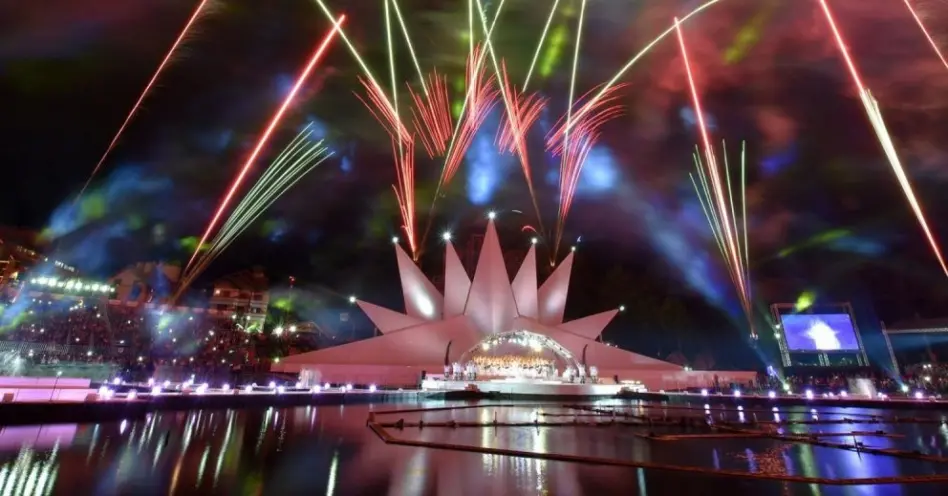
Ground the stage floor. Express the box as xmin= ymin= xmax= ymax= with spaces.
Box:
xmin=421 ymin=378 xmax=635 ymax=396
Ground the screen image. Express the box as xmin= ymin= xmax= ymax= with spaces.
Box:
xmin=778 ymin=313 xmax=861 ymax=351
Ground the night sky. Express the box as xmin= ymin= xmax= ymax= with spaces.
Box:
xmin=2 ymin=0 xmax=948 ymax=359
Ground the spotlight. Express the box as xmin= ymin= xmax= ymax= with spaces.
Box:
xmin=530 ymin=237 xmax=538 ymax=245
xmin=391 ymin=236 xmax=399 ymax=244
xmin=487 ymin=211 xmax=496 ymax=220
xmin=127 ymin=390 xmax=137 ymax=401
xmin=324 ymin=382 xmax=331 ymax=390
xmin=312 ymin=385 xmax=321 ymax=393
xmin=222 ymin=384 xmax=230 ymax=392
xmin=914 ymin=391 xmax=924 ymax=400
xmin=243 ymin=385 xmax=253 ymax=394
xmin=618 ymin=305 xmax=625 ymax=312
xmin=276 ymin=386 xmax=285 ymax=395
xmin=345 ymin=383 xmax=353 ymax=391
xmin=348 ymin=295 xmax=357 ymax=304
xmin=442 ymin=231 xmax=452 ymax=241
xmin=369 ymin=384 xmax=377 ymax=392
xmin=268 ymin=381 xmax=276 ymax=389
xmin=768 ymin=391 xmax=776 ymax=399
xmin=732 ymin=390 xmax=741 ymax=398
xmin=151 ymin=386 xmax=161 ymax=396
xmin=700 ymin=388 xmax=708 ymax=397
xmin=805 ymin=389 xmax=814 ymax=400
xmin=570 ymin=246 xmax=576 ymax=252
xmin=839 ymin=391 xmax=847 ymax=398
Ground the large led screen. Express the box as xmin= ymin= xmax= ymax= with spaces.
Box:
xmin=778 ymin=313 xmax=860 ymax=351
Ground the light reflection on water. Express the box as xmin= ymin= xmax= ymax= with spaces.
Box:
xmin=0 ymin=400 xmax=943 ymax=495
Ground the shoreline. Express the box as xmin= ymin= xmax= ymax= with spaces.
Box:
xmin=0 ymin=387 xmax=945 ymax=426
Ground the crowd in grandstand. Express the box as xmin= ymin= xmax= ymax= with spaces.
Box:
xmin=0 ymin=297 xmax=320 ymax=382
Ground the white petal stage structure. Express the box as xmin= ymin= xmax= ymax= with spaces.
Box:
xmin=274 ymin=220 xmax=754 ymax=390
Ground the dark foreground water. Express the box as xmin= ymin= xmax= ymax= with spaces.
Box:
xmin=0 ymin=399 xmax=947 ymax=495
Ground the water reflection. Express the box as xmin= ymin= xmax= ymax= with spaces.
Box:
xmin=0 ymin=401 xmax=944 ymax=494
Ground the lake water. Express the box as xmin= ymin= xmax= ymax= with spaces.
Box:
xmin=0 ymin=399 xmax=946 ymax=495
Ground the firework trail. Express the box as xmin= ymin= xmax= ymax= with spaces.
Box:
xmin=470 ymin=0 xmax=547 ymax=235
xmin=440 ymin=45 xmax=500 ymax=188
xmin=818 ymin=0 xmax=948 ymax=277
xmin=436 ymin=0 xmax=506 ymax=190
xmin=78 ymin=0 xmax=214 ymax=202
xmin=902 ymin=0 xmax=948 ymax=72
xmin=410 ymin=71 xmax=454 ymax=158
xmin=676 ymin=19 xmax=754 ymax=334
xmin=523 ymin=0 xmax=562 ymax=90
xmin=392 ymin=140 xmax=418 ymax=256
xmin=494 ymin=63 xmax=547 ymax=232
xmin=689 ymin=142 xmax=752 ymax=328
xmin=544 ymin=83 xmax=625 ymax=252
xmin=314 ymin=1 xmax=401 ymax=132
xmin=178 ymin=126 xmax=332 ymax=297
xmin=184 ymin=16 xmax=345 ymax=273
xmin=561 ymin=0 xmax=720 ymax=139
xmin=355 ymin=77 xmax=411 ymax=144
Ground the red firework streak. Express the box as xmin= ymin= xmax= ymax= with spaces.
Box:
xmin=409 ymin=71 xmax=454 ymax=158
xmin=356 ymin=77 xmax=411 ymax=145
xmin=676 ymin=19 xmax=755 ymax=333
xmin=355 ymin=74 xmax=416 ymax=257
xmin=496 ymin=62 xmax=547 ymax=232
xmin=392 ymin=140 xmax=417 ymax=256
xmin=545 ymin=83 xmax=625 ymax=253
xmin=818 ymin=0 xmax=948 ymax=277
xmin=902 ymin=0 xmax=948 ymax=72
xmin=185 ymin=16 xmax=346 ymax=273
xmin=78 ymin=0 xmax=214 ymax=201
xmin=441 ymin=45 xmax=499 ymax=187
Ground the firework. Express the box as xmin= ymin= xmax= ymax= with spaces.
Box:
xmin=494 ymin=63 xmax=547 ymax=233
xmin=178 ymin=126 xmax=333 ymax=297
xmin=440 ymin=45 xmax=500 ymax=188
xmin=690 ymin=142 xmax=752 ymax=321
xmin=818 ymin=0 xmax=948 ymax=277
xmin=185 ymin=16 xmax=344 ymax=273
xmin=78 ymin=0 xmax=214 ymax=201
xmin=410 ymin=71 xmax=454 ymax=158
xmin=902 ymin=0 xmax=948 ymax=72
xmin=560 ymin=0 xmax=720 ymax=139
xmin=676 ymin=19 xmax=753 ymax=335
xmin=391 ymin=140 xmax=418 ymax=256
xmin=523 ymin=0 xmax=563 ymax=90
xmin=355 ymin=77 xmax=411 ymax=144
xmin=544 ymin=83 xmax=625 ymax=254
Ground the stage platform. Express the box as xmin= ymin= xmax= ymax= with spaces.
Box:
xmin=421 ymin=378 xmax=644 ymax=397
